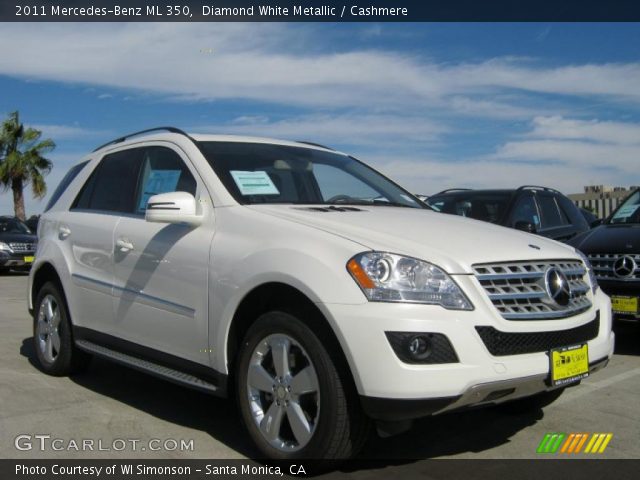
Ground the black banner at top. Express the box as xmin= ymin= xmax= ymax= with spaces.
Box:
xmin=3 ymin=0 xmax=640 ymax=22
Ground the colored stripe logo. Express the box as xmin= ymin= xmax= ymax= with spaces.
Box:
xmin=537 ymin=433 xmax=612 ymax=454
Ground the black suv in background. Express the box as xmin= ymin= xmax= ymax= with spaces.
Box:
xmin=425 ymin=186 xmax=590 ymax=242
xmin=0 ymin=216 xmax=38 ymax=273
xmin=569 ymin=189 xmax=640 ymax=321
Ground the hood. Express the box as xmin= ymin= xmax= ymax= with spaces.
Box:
xmin=0 ymin=232 xmax=37 ymax=244
xmin=248 ymin=205 xmax=577 ymax=274
xmin=569 ymin=223 xmax=640 ymax=254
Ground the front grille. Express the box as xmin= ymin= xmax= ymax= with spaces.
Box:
xmin=473 ymin=259 xmax=592 ymax=320
xmin=588 ymin=253 xmax=640 ymax=281
xmin=9 ymin=242 xmax=36 ymax=252
xmin=476 ymin=314 xmax=600 ymax=356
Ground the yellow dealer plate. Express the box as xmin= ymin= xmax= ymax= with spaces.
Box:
xmin=550 ymin=344 xmax=589 ymax=386
xmin=23 ymin=256 xmax=34 ymax=263
xmin=611 ymin=296 xmax=638 ymax=314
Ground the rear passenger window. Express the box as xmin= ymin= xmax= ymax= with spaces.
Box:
xmin=45 ymin=161 xmax=89 ymax=212
xmin=537 ymin=195 xmax=569 ymax=229
xmin=72 ymin=149 xmax=143 ymax=213
xmin=134 ymin=147 xmax=197 ymax=214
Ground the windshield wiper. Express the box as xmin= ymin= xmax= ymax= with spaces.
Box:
xmin=325 ymin=199 xmax=417 ymax=209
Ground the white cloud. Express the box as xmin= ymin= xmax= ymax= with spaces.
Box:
xmin=193 ymin=113 xmax=447 ymax=148
xmin=30 ymin=124 xmax=108 ymax=140
xmin=0 ymin=24 xmax=639 ymax=112
xmin=527 ymin=116 xmax=640 ymax=145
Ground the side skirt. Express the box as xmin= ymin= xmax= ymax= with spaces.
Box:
xmin=73 ymin=326 xmax=227 ymax=397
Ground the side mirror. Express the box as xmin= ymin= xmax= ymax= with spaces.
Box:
xmin=514 ymin=220 xmax=537 ymax=234
xmin=590 ymin=219 xmax=603 ymax=228
xmin=145 ymin=191 xmax=202 ymax=226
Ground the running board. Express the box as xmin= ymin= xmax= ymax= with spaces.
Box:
xmin=75 ymin=340 xmax=219 ymax=395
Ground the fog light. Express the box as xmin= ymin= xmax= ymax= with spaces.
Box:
xmin=407 ymin=335 xmax=432 ymax=360
xmin=385 ymin=331 xmax=459 ymax=364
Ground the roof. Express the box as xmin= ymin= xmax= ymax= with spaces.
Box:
xmin=92 ymin=127 xmax=341 ymax=155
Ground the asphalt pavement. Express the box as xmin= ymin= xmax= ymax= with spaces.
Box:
xmin=1 ymin=272 xmax=638 ymax=465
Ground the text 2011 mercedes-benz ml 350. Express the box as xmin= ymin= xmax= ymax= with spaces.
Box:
xmin=28 ymin=127 xmax=614 ymax=460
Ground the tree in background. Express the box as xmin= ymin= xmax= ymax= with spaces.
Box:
xmin=0 ymin=111 xmax=55 ymax=221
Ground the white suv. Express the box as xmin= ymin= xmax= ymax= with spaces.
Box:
xmin=28 ymin=128 xmax=614 ymax=460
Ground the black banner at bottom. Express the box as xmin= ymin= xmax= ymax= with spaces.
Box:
xmin=3 ymin=459 xmax=640 ymax=480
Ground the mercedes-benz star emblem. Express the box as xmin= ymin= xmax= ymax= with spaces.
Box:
xmin=614 ymin=255 xmax=636 ymax=278
xmin=544 ymin=268 xmax=571 ymax=307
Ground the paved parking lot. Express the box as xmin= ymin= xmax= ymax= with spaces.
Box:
xmin=1 ymin=272 xmax=639 ymax=464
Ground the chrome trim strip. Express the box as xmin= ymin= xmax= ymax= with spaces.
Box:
xmin=71 ymin=273 xmax=195 ymax=318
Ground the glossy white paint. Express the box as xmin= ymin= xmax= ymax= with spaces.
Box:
xmin=29 ymin=131 xmax=614 ymax=403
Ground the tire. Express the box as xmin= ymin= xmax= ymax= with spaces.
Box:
xmin=236 ymin=311 xmax=370 ymax=460
xmin=496 ymin=388 xmax=565 ymax=414
xmin=33 ymin=281 xmax=91 ymax=376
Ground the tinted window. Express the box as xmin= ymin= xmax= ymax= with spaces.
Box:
xmin=45 ymin=161 xmax=89 ymax=212
xmin=510 ymin=194 xmax=540 ymax=228
xmin=538 ymin=195 xmax=569 ymax=229
xmin=72 ymin=149 xmax=142 ymax=213
xmin=0 ymin=217 xmax=31 ymax=234
xmin=134 ymin=147 xmax=197 ymax=214
xmin=427 ymin=193 xmax=511 ymax=224
xmin=557 ymin=195 xmax=589 ymax=230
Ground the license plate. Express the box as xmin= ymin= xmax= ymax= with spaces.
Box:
xmin=550 ymin=344 xmax=589 ymax=386
xmin=611 ymin=295 xmax=638 ymax=314
xmin=23 ymin=256 xmax=34 ymax=263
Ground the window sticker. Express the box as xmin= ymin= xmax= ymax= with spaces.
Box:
xmin=230 ymin=170 xmax=279 ymax=195
xmin=138 ymin=169 xmax=181 ymax=211
xmin=613 ymin=204 xmax=639 ymax=220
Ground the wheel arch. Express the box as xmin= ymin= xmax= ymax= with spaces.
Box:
xmin=225 ymin=282 xmax=357 ymax=394
xmin=31 ymin=262 xmax=65 ymax=312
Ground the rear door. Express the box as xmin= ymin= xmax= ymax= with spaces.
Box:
xmin=64 ymin=149 xmax=142 ymax=334
xmin=111 ymin=144 xmax=212 ymax=365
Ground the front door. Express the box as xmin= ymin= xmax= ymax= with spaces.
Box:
xmin=111 ymin=144 xmax=213 ymax=365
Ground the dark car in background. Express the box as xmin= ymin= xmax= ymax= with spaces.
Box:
xmin=569 ymin=189 xmax=640 ymax=321
xmin=425 ymin=186 xmax=590 ymax=242
xmin=0 ymin=216 xmax=38 ymax=273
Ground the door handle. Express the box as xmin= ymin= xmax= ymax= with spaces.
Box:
xmin=58 ymin=226 xmax=71 ymax=240
xmin=116 ymin=238 xmax=134 ymax=252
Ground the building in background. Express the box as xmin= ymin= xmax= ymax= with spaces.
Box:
xmin=569 ymin=185 xmax=639 ymax=218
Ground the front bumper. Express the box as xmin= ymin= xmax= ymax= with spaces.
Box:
xmin=598 ymin=280 xmax=640 ymax=320
xmin=319 ymin=280 xmax=614 ymax=420
xmin=0 ymin=251 xmax=35 ymax=268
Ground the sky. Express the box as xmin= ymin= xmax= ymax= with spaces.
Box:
xmin=1 ymin=22 xmax=640 ymax=215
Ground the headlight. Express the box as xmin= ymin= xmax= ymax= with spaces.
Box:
xmin=347 ymin=252 xmax=473 ymax=310
xmin=0 ymin=242 xmax=13 ymax=253
xmin=575 ymin=249 xmax=598 ymax=293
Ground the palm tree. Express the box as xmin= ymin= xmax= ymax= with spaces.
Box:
xmin=0 ymin=111 xmax=55 ymax=221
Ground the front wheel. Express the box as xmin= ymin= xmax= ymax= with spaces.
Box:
xmin=236 ymin=311 xmax=369 ymax=460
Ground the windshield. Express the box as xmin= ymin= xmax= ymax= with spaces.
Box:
xmin=427 ymin=192 xmax=512 ymax=224
xmin=0 ymin=218 xmax=31 ymax=234
xmin=198 ymin=141 xmax=424 ymax=208
xmin=609 ymin=190 xmax=640 ymax=225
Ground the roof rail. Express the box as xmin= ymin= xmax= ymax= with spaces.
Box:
xmin=92 ymin=127 xmax=193 ymax=152
xmin=296 ymin=140 xmax=335 ymax=151
xmin=517 ymin=185 xmax=560 ymax=194
xmin=436 ymin=188 xmax=473 ymax=194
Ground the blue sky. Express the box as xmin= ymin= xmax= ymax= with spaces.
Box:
xmin=1 ymin=22 xmax=640 ymax=214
